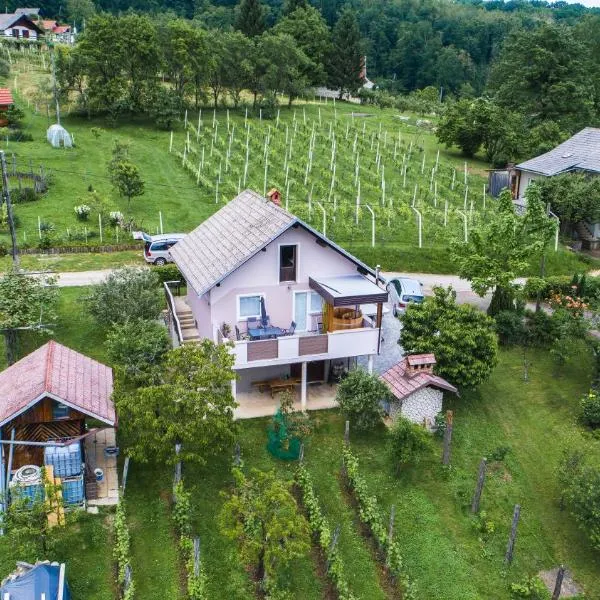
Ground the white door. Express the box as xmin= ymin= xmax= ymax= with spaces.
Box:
xmin=294 ymin=292 xmax=308 ymax=331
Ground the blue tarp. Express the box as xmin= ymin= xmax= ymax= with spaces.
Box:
xmin=0 ymin=563 xmax=71 ymax=600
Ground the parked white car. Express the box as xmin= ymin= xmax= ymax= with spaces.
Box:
xmin=386 ymin=277 xmax=424 ymax=316
xmin=139 ymin=233 xmax=186 ymax=265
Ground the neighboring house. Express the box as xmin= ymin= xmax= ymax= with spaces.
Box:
xmin=0 ymin=340 xmax=119 ymax=506
xmin=168 ymin=189 xmax=388 ymax=410
xmin=513 ymin=127 xmax=600 ymax=246
xmin=380 ymin=354 xmax=457 ymax=429
xmin=15 ymin=7 xmax=41 ymax=17
xmin=41 ymin=19 xmax=75 ymax=44
xmin=0 ymin=12 xmax=44 ymax=39
xmin=0 ymin=88 xmax=13 ymax=126
xmin=360 ymin=56 xmax=375 ymax=90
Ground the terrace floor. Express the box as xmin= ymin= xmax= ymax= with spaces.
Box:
xmin=85 ymin=428 xmax=119 ymax=506
xmin=234 ymin=382 xmax=338 ymax=419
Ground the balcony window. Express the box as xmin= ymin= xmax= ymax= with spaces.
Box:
xmin=279 ymin=245 xmax=297 ymax=282
xmin=238 ymin=294 xmax=263 ymax=320
xmin=294 ymin=291 xmax=323 ymax=331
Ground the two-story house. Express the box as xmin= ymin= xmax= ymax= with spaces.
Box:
xmin=168 ymin=189 xmax=388 ymax=411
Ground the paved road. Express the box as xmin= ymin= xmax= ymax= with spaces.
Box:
xmin=55 ymin=269 xmax=115 ymax=287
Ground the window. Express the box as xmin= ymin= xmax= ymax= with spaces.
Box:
xmin=294 ymin=291 xmax=323 ymax=331
xmin=150 ymin=241 xmax=169 ymax=252
xmin=309 ymin=292 xmax=323 ymax=314
xmin=52 ymin=401 xmax=70 ymax=420
xmin=238 ymin=294 xmax=263 ymax=320
xmin=279 ymin=245 xmax=297 ymax=282
xmin=22 ymin=29 xmax=29 ymax=38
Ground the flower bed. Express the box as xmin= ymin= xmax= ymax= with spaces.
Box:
xmin=114 ymin=501 xmax=135 ymax=600
xmin=341 ymin=446 xmax=416 ymax=599
xmin=295 ymin=463 xmax=355 ymax=600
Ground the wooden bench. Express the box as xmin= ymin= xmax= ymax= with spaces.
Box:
xmin=251 ymin=380 xmax=272 ymax=393
xmin=268 ymin=377 xmax=301 ymax=398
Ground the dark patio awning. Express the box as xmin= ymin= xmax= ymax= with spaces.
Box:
xmin=309 ymin=275 xmax=388 ymax=307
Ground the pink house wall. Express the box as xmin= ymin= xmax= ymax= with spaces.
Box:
xmin=186 ymin=289 xmax=212 ymax=339
xmin=187 ymin=226 xmax=362 ymax=334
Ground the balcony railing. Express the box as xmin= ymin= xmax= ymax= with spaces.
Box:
xmin=163 ymin=281 xmax=183 ymax=345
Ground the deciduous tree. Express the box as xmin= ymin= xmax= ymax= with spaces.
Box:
xmin=112 ymin=161 xmax=145 ymax=208
xmin=219 ymin=467 xmax=309 ymax=589
xmin=115 ymin=342 xmax=238 ymax=466
xmin=400 ymin=286 xmax=498 ymax=388
xmin=388 ymin=416 xmax=433 ymax=472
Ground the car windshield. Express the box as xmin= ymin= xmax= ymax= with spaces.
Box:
xmin=402 ymin=294 xmax=424 ymax=303
xmin=391 ymin=280 xmax=403 ymax=295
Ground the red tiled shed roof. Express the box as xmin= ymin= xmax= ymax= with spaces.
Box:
xmin=380 ymin=355 xmax=457 ymax=402
xmin=0 ymin=88 xmax=13 ymax=107
xmin=0 ymin=340 xmax=115 ymax=427
xmin=53 ymin=25 xmax=70 ymax=33
xmin=41 ymin=19 xmax=57 ymax=30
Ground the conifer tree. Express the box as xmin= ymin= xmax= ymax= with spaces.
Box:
xmin=327 ymin=8 xmax=363 ymax=98
xmin=235 ymin=0 xmax=266 ymax=37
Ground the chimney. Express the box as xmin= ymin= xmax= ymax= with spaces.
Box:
xmin=266 ymin=188 xmax=281 ymax=206
xmin=406 ymin=354 xmax=436 ymax=378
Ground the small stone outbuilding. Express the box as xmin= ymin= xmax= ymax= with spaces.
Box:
xmin=380 ymin=354 xmax=457 ymax=429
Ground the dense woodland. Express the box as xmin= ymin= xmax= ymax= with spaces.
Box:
xmin=12 ymin=0 xmax=600 ymax=166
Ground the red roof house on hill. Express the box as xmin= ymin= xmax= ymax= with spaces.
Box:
xmin=0 ymin=340 xmax=115 ymax=468
xmin=380 ymin=354 xmax=457 ymax=428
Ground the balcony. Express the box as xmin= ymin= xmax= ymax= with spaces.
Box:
xmin=230 ymin=315 xmax=380 ymax=368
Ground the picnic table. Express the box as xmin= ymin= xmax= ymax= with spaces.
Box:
xmin=247 ymin=326 xmax=284 ymax=340
xmin=252 ymin=377 xmax=301 ymax=397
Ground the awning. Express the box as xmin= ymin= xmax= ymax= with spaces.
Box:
xmin=309 ymin=275 xmax=388 ymax=307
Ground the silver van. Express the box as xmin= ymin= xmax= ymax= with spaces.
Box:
xmin=141 ymin=233 xmax=186 ymax=265
xmin=386 ymin=277 xmax=424 ymax=316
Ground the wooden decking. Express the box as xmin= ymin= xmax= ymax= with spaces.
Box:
xmin=84 ymin=428 xmax=119 ymax=506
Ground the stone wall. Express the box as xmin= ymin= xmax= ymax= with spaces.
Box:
xmin=390 ymin=387 xmax=443 ymax=429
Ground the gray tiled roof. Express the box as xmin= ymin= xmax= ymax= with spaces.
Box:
xmin=517 ymin=127 xmax=600 ymax=176
xmin=171 ymin=189 xmax=377 ymax=296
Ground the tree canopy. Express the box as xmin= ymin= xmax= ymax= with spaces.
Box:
xmin=400 ymin=286 xmax=498 ymax=388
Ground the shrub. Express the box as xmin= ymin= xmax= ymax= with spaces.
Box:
xmin=581 ymin=390 xmax=600 ymax=428
xmin=524 ymin=310 xmax=556 ymax=347
xmin=494 ymin=310 xmax=527 ymax=345
xmin=109 ymin=211 xmax=125 ymax=227
xmin=153 ymin=263 xmax=183 ymax=284
xmin=510 ymin=576 xmax=550 ymax=599
xmin=0 ymin=242 xmax=6 ymax=257
xmin=487 ymin=445 xmax=511 ymax=462
xmin=86 ymin=267 xmax=162 ymax=326
xmin=38 ymin=233 xmax=54 ymax=250
xmin=39 ymin=220 xmax=54 ymax=233
xmin=388 ymin=417 xmax=433 ymax=472
xmin=336 ymin=369 xmax=389 ymax=430
xmin=73 ymin=204 xmax=91 ymax=221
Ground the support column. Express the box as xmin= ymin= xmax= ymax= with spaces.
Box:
xmin=231 ymin=378 xmax=237 ymax=401
xmin=301 ymin=362 xmax=307 ymax=412
xmin=367 ymin=355 xmax=374 ymax=374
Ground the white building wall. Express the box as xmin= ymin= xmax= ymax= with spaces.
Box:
xmin=390 ymin=387 xmax=443 ymax=429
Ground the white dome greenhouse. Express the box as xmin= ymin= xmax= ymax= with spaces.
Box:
xmin=46 ymin=123 xmax=73 ymax=148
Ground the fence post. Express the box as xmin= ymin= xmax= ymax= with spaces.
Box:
xmin=552 ymin=565 xmax=565 ymax=600
xmin=298 ymin=442 xmax=304 ymax=463
xmin=442 ymin=410 xmax=453 ymax=465
xmin=193 ymin=537 xmax=201 ymax=578
xmin=344 ymin=420 xmax=350 ymax=445
xmin=326 ymin=525 xmax=341 ymax=573
xmin=173 ymin=443 xmax=182 ymax=500
xmin=471 ymin=458 xmax=487 ymax=513
xmin=386 ymin=504 xmax=395 ymax=567
xmin=121 ymin=456 xmax=130 ymax=495
xmin=504 ymin=504 xmax=521 ymax=565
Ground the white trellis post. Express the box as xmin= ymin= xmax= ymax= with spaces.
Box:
xmin=464 ymin=161 xmax=468 ymax=184
xmin=412 ymin=184 xmax=418 ymax=208
xmin=421 ymin=153 xmax=426 ymax=174
xmin=451 ymin=168 xmax=456 ymax=190
xmin=159 ymin=211 xmax=163 ymax=234
xmin=365 ymin=204 xmax=376 ymax=248
xmin=482 ymin=184 xmax=486 ymax=210
xmin=184 ymin=109 xmax=188 ymax=129
xmin=263 ymin=160 xmax=268 ymax=196
xmin=411 ymin=206 xmax=422 ymax=248
xmin=457 ymin=210 xmax=468 ymax=242
xmin=285 ymin=179 xmax=290 ymax=211
xmin=355 ymin=181 xmax=361 ymax=225
xmin=215 ymin=179 xmax=219 ymax=204
xmin=316 ymin=202 xmax=326 ymax=237
xmin=549 ymin=210 xmax=560 ymax=252
xmin=444 ymin=199 xmax=448 ymax=227
xmin=434 ymin=181 xmax=438 ymax=207
xmin=169 ymin=131 xmax=173 ymax=153
xmin=464 ymin=186 xmax=469 ymax=210
xmin=98 ymin=213 xmax=103 ymax=242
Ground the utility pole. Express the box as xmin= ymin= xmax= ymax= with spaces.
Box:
xmin=0 ymin=151 xmax=19 ymax=267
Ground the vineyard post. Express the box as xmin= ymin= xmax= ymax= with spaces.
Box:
xmin=434 ymin=181 xmax=438 ymax=207
xmin=505 ymin=504 xmax=521 ymax=565
xmin=381 ymin=166 xmax=385 ymax=206
xmin=386 ymin=505 xmax=396 ymax=568
xmin=451 ymin=168 xmax=456 ymax=190
xmin=421 ymin=153 xmax=426 ymax=174
xmin=411 ymin=206 xmax=422 ymax=248
xmin=197 ymin=159 xmax=201 ymax=184
xmin=482 ymin=184 xmax=486 ymax=210
xmin=263 ymin=160 xmax=268 ymax=196
xmin=344 ymin=420 xmax=350 ymax=444
xmin=441 ymin=410 xmax=453 ymax=465
xmin=464 ymin=161 xmax=468 ymax=184
xmin=552 ymin=565 xmax=565 ymax=600
xmin=285 ymin=179 xmax=290 ymax=211
xmin=471 ymin=458 xmax=487 ymax=513
xmin=212 ymin=108 xmax=216 ymax=128
xmin=457 ymin=210 xmax=468 ymax=242
xmin=98 ymin=213 xmax=103 ymax=242
xmin=226 ymin=108 xmax=230 ymax=131
xmin=430 ymin=167 xmax=435 ymax=191
xmin=159 ymin=211 xmax=163 ymax=235
xmin=355 ymin=181 xmax=361 ymax=224
xmin=169 ymin=131 xmax=173 ymax=153
xmin=308 ymin=184 xmax=313 ymax=218
xmin=412 ymin=184 xmax=418 ymax=207
xmin=365 ymin=204 xmax=375 ymax=247
xmin=435 ymin=149 xmax=440 ymax=170
xmin=197 ymin=109 xmax=202 ymax=140
xmin=215 ymin=179 xmax=219 ymax=204
xmin=464 ymin=186 xmax=469 ymax=210
xmin=184 ymin=109 xmax=188 ymax=129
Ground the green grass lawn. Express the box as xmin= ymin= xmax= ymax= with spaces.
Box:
xmin=0 ymin=249 xmax=142 ymax=272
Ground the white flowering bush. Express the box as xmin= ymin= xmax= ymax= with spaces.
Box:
xmin=109 ymin=211 xmax=124 ymax=227
xmin=73 ymin=204 xmax=91 ymax=221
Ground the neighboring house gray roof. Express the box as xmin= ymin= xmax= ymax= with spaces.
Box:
xmin=15 ymin=7 xmax=40 ymax=15
xmin=516 ymin=127 xmax=600 ymax=176
xmin=171 ymin=189 xmax=377 ymax=296
xmin=0 ymin=12 xmax=44 ymax=33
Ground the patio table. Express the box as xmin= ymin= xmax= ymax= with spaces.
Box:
xmin=247 ymin=326 xmax=284 ymax=340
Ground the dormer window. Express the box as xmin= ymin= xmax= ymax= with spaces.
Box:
xmin=279 ymin=245 xmax=297 ymax=282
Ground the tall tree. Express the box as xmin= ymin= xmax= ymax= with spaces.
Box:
xmin=115 ymin=341 xmax=238 ymax=466
xmin=488 ymin=23 xmax=595 ymax=130
xmin=220 ymin=467 xmax=309 ymax=591
xmin=273 ymin=6 xmax=331 ymax=86
xmin=0 ymin=271 xmax=58 ymax=365
xmin=221 ymin=31 xmax=254 ymax=108
xmin=66 ymin=0 xmax=96 ymax=29
xmin=400 ymin=286 xmax=498 ymax=388
xmin=451 ymin=187 xmax=554 ymax=314
xmin=235 ymin=0 xmax=266 ymax=37
xmin=327 ymin=8 xmax=363 ymax=98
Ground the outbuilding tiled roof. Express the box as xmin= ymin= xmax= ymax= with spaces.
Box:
xmin=517 ymin=127 xmax=600 ymax=176
xmin=0 ymin=340 xmax=115 ymax=427
xmin=380 ymin=355 xmax=457 ymax=402
xmin=171 ymin=189 xmax=378 ymax=296
xmin=406 ymin=353 xmax=436 ymax=367
xmin=0 ymin=88 xmax=13 ymax=106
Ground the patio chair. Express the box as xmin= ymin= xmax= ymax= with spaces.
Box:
xmin=282 ymin=321 xmax=296 ymax=335
xmin=247 ymin=317 xmax=260 ymax=330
